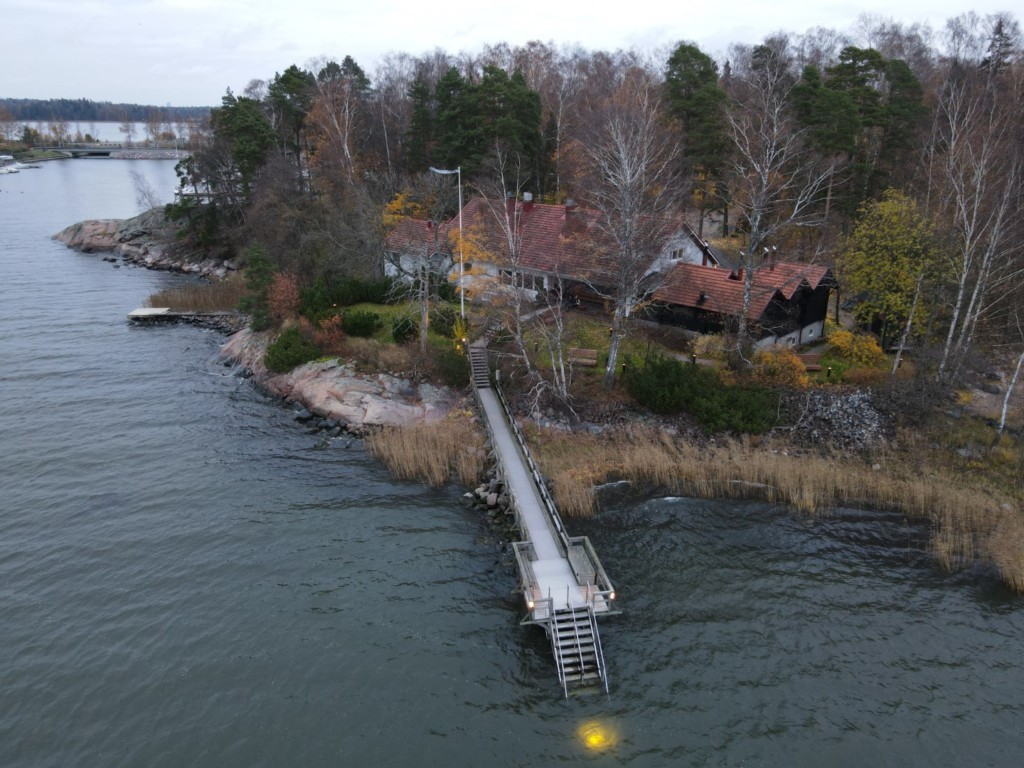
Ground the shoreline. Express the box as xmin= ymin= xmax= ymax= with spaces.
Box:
xmin=218 ymin=327 xmax=466 ymax=436
xmin=53 ymin=207 xmax=236 ymax=279
xmin=54 ymin=212 xmax=1024 ymax=592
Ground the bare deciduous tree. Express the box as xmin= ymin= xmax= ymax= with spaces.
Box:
xmin=930 ymin=66 xmax=1023 ymax=383
xmin=725 ymin=42 xmax=831 ymax=358
xmin=576 ymin=69 xmax=682 ymax=387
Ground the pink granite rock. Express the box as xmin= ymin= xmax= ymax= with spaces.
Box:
xmin=219 ymin=328 xmax=459 ymax=430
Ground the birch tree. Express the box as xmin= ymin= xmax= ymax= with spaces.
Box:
xmin=931 ymin=64 xmax=1023 ymax=383
xmin=725 ymin=41 xmax=831 ymax=358
xmin=578 ymin=70 xmax=682 ymax=387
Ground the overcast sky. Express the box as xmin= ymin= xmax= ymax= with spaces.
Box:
xmin=1 ymin=0 xmax=1016 ymax=107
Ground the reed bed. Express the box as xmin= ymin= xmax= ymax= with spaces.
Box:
xmin=366 ymin=415 xmax=486 ymax=488
xmin=146 ymin=279 xmax=249 ymax=312
xmin=531 ymin=426 xmax=1024 ymax=591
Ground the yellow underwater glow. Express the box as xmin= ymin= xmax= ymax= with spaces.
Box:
xmin=577 ymin=720 xmax=618 ymax=752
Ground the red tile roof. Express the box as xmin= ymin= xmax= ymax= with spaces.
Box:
xmin=385 ymin=217 xmax=453 ymax=255
xmin=653 ymin=261 xmax=833 ymax=320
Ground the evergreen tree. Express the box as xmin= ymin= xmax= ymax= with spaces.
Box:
xmin=405 ymin=75 xmax=434 ymax=172
xmin=211 ymin=90 xmax=276 ymax=196
xmin=268 ymin=65 xmax=315 ymax=184
xmin=665 ymin=42 xmax=730 ymax=235
xmin=434 ymin=67 xmax=479 ymax=172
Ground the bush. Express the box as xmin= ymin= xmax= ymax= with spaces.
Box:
xmin=392 ymin=315 xmax=417 ymax=344
xmin=828 ymin=329 xmax=885 ymax=367
xmin=431 ymin=343 xmax=470 ymax=387
xmin=239 ymin=243 xmax=274 ymax=330
xmin=437 ymin=280 xmax=457 ymax=304
xmin=299 ymin=276 xmax=395 ymax=318
xmin=430 ymin=304 xmax=458 ymax=339
xmin=625 ymin=353 xmax=777 ymax=434
xmin=312 ymin=315 xmax=346 ymax=356
xmin=264 ymin=327 xmax=321 ymax=373
xmin=692 ymin=333 xmax=729 ymax=360
xmin=843 ymin=367 xmax=887 ymax=386
xmin=752 ymin=346 xmax=809 ymax=388
xmin=268 ymin=272 xmax=300 ymax=323
xmin=342 ymin=310 xmax=384 ymax=338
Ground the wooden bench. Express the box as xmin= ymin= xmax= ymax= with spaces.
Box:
xmin=796 ymin=353 xmax=822 ymax=372
xmin=568 ymin=347 xmax=599 ymax=367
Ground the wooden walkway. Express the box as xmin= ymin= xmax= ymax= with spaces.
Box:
xmin=469 ymin=337 xmax=618 ymax=695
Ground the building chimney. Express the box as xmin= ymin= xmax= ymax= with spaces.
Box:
xmin=523 ymin=191 xmax=534 ymax=213
xmin=565 ymin=198 xmax=576 ymax=214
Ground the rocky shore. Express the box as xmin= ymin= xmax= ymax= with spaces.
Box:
xmin=53 ymin=208 xmax=236 ymax=279
xmin=220 ymin=328 xmax=462 ymax=435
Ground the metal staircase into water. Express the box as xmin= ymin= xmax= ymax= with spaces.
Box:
xmin=549 ymin=606 xmax=608 ymax=695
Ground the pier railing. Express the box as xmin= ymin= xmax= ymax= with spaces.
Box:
xmin=491 ymin=372 xmax=616 ymax=614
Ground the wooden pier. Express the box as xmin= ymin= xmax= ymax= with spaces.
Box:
xmin=469 ymin=336 xmax=618 ymax=696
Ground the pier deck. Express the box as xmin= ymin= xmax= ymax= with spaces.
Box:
xmin=469 ymin=338 xmax=617 ymax=695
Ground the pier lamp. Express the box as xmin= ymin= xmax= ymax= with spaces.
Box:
xmin=429 ymin=166 xmax=464 ymax=319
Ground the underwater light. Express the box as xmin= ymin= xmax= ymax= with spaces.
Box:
xmin=576 ymin=720 xmax=618 ymax=752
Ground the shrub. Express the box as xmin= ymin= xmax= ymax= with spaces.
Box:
xmin=312 ymin=315 xmax=346 ymax=356
xmin=828 ymin=329 xmax=885 ymax=367
xmin=299 ymin=276 xmax=395 ymax=318
xmin=430 ymin=304 xmax=458 ymax=338
xmin=392 ymin=315 xmax=417 ymax=344
xmin=239 ymin=243 xmax=274 ymax=330
xmin=843 ymin=367 xmax=887 ymax=386
xmin=342 ymin=309 xmax=384 ymax=338
xmin=625 ymin=353 xmax=777 ymax=434
xmin=437 ymin=280 xmax=457 ymax=304
xmin=267 ymin=272 xmax=300 ymax=323
xmin=752 ymin=346 xmax=809 ymax=388
xmin=264 ymin=327 xmax=321 ymax=373
xmin=692 ymin=333 xmax=729 ymax=360
xmin=431 ymin=343 xmax=470 ymax=387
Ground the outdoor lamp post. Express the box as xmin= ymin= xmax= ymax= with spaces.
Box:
xmin=428 ymin=166 xmax=464 ymax=319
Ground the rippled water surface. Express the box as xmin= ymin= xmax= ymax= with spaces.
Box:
xmin=1 ymin=162 xmax=1022 ymax=767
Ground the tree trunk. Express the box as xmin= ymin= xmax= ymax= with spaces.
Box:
xmin=604 ymin=308 xmax=626 ymax=388
xmin=997 ymin=345 xmax=1024 ymax=439
xmin=419 ymin=267 xmax=429 ymax=355
xmin=892 ymin=270 xmax=924 ymax=376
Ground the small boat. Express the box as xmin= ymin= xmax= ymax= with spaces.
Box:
xmin=0 ymin=165 xmax=19 ymax=174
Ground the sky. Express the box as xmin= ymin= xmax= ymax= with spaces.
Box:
xmin=1 ymin=0 xmax=1016 ymax=107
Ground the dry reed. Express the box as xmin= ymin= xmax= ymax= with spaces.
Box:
xmin=530 ymin=427 xmax=1024 ymax=592
xmin=146 ymin=279 xmax=248 ymax=312
xmin=366 ymin=415 xmax=486 ymax=488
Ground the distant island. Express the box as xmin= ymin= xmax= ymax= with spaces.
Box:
xmin=0 ymin=97 xmax=209 ymax=122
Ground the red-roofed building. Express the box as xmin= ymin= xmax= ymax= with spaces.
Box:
xmin=651 ymin=259 xmax=834 ymax=347
xmin=383 ymin=217 xmax=455 ymax=283
xmin=386 ymin=195 xmax=834 ymax=347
